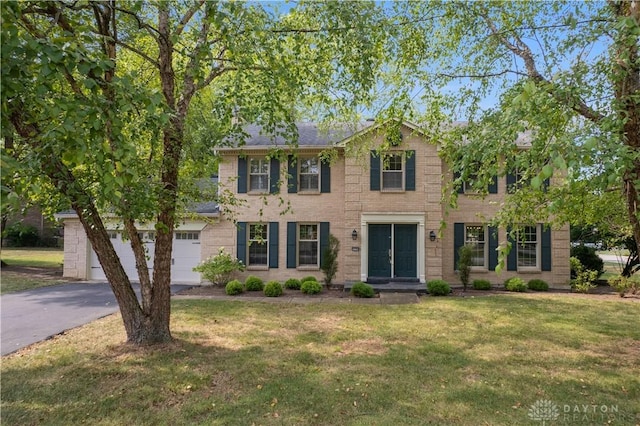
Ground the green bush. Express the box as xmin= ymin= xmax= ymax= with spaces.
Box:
xmin=284 ymin=278 xmax=301 ymax=290
xmin=570 ymin=257 xmax=598 ymax=293
xmin=472 ymin=279 xmax=492 ymax=290
xmin=321 ymin=234 xmax=340 ymax=286
xmin=244 ymin=275 xmax=264 ymax=291
xmin=527 ymin=279 xmax=549 ymax=291
xmin=457 ymin=244 xmax=473 ymax=291
xmin=504 ymin=277 xmax=527 ymax=292
xmin=193 ymin=248 xmax=245 ymax=285
xmin=3 ymin=222 xmax=40 ymax=247
xmin=225 ymin=280 xmax=244 ymax=295
xmin=301 ymin=280 xmax=322 ymax=295
xmin=264 ymin=281 xmax=283 ymax=297
xmin=427 ymin=279 xmax=450 ymax=296
xmin=301 ymin=275 xmax=317 ymax=283
xmin=350 ymin=282 xmax=375 ymax=298
xmin=608 ymin=275 xmax=639 ymax=297
xmin=570 ymin=245 xmax=604 ymax=278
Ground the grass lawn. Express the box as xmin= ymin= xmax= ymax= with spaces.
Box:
xmin=2 ymin=295 xmax=639 ymax=425
xmin=1 ymin=248 xmax=66 ymax=294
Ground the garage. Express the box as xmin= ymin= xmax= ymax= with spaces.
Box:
xmin=90 ymin=230 xmax=202 ymax=283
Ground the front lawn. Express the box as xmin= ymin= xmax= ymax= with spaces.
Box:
xmin=0 ymin=248 xmax=67 ymax=294
xmin=2 ymin=295 xmax=639 ymax=425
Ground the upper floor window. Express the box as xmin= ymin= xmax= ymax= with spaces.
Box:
xmin=249 ymin=157 xmax=269 ymax=192
xmin=248 ymin=223 xmax=268 ymax=266
xmin=517 ymin=225 xmax=539 ymax=268
xmin=465 ymin=225 xmax=487 ymax=268
xmin=382 ymin=153 xmax=404 ymax=190
xmin=299 ymin=156 xmax=319 ymax=192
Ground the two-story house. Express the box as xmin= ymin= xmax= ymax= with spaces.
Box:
xmin=57 ymin=120 xmax=570 ymax=287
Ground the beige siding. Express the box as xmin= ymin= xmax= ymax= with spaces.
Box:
xmin=61 ymin=219 xmax=89 ymax=279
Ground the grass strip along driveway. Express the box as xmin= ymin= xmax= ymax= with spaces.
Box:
xmin=2 ymin=295 xmax=639 ymax=425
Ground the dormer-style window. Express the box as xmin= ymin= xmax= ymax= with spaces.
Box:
xmin=370 ymin=150 xmax=415 ymax=192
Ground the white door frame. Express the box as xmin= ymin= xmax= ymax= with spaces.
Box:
xmin=360 ymin=213 xmax=425 ymax=283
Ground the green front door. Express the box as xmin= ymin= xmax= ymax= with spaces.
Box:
xmin=368 ymin=224 xmax=391 ymax=278
xmin=394 ymin=224 xmax=417 ymax=278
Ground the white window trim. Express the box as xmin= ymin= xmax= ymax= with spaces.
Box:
xmin=381 ymin=152 xmax=405 ymax=192
xmin=517 ymin=224 xmax=540 ymax=271
xmin=298 ymin=156 xmax=320 ymax=193
xmin=249 ymin=157 xmax=269 ymax=194
xmin=465 ymin=224 xmax=487 ymax=270
xmin=297 ymin=222 xmax=319 ymax=268
xmin=247 ymin=223 xmax=269 ymax=268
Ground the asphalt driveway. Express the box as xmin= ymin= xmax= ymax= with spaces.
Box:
xmin=1 ymin=282 xmax=191 ymax=356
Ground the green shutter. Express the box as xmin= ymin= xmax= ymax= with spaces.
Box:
xmin=454 ymin=171 xmax=464 ymax=194
xmin=507 ymin=228 xmax=517 ymax=271
xmin=541 ymin=225 xmax=552 ymax=271
xmin=405 ymin=150 xmax=415 ymax=191
xmin=506 ymin=173 xmax=516 ymax=194
xmin=269 ymin=158 xmax=280 ymax=194
xmin=454 ymin=223 xmax=464 ymax=271
xmin=488 ymin=176 xmax=498 ymax=194
xmin=237 ymin=222 xmax=247 ymax=265
xmin=269 ymin=222 xmax=279 ymax=268
xmin=320 ymin=222 xmax=330 ymax=267
xmin=321 ymin=161 xmax=331 ymax=193
xmin=238 ymin=158 xmax=247 ymax=194
xmin=288 ymin=155 xmax=297 ymax=193
xmin=488 ymin=226 xmax=498 ymax=271
xmin=286 ymin=222 xmax=297 ymax=268
xmin=370 ymin=151 xmax=380 ymax=190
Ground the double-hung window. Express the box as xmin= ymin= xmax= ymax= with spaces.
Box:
xmin=299 ymin=156 xmax=319 ymax=192
xmin=248 ymin=223 xmax=268 ymax=266
xmin=298 ymin=224 xmax=318 ymax=266
xmin=382 ymin=153 xmax=404 ymax=190
xmin=465 ymin=225 xmax=487 ymax=268
xmin=517 ymin=225 xmax=539 ymax=268
xmin=249 ymin=157 xmax=269 ymax=192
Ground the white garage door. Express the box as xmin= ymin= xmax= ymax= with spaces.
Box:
xmin=90 ymin=231 xmax=201 ymax=283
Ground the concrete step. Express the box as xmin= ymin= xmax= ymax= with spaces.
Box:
xmin=344 ymin=281 xmax=426 ymax=294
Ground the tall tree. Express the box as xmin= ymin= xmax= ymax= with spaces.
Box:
xmin=1 ymin=1 xmax=387 ymax=344
xmin=383 ymin=1 xmax=639 ymax=269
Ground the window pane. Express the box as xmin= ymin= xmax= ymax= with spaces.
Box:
xmin=382 ymin=171 xmax=403 ymax=189
xmin=518 ymin=226 xmax=537 ymax=267
xmin=249 ymin=224 xmax=267 ymax=240
xmin=383 ymin=154 xmax=403 ymax=171
xmin=300 ymin=174 xmax=319 ymax=191
xmin=465 ymin=226 xmax=486 ymax=267
xmin=299 ymin=224 xmax=317 ymax=240
xmin=249 ymin=242 xmax=268 ymax=265
xmin=300 ymin=157 xmax=318 ymax=174
xmin=250 ymin=175 xmax=268 ymax=191
xmin=299 ymin=241 xmax=318 ymax=265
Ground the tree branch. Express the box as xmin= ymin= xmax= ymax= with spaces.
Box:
xmin=175 ymin=0 xmax=205 ymax=37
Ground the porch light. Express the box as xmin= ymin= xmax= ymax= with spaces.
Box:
xmin=352 ymin=229 xmax=358 ymax=240
xmin=429 ymin=230 xmax=437 ymax=242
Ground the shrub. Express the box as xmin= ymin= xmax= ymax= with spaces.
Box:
xmin=350 ymin=282 xmax=375 ymax=298
xmin=193 ymin=248 xmax=245 ymax=286
xmin=301 ymin=280 xmax=322 ymax=295
xmin=504 ymin=277 xmax=527 ymax=292
xmin=225 ymin=280 xmax=244 ymax=295
xmin=427 ymin=279 xmax=451 ymax=296
xmin=570 ymin=257 xmax=598 ymax=293
xmin=3 ymin=222 xmax=40 ymax=247
xmin=527 ymin=279 xmax=549 ymax=291
xmin=284 ymin=278 xmax=301 ymax=290
xmin=472 ymin=279 xmax=492 ymax=290
xmin=608 ymin=275 xmax=639 ymax=297
xmin=301 ymin=275 xmax=317 ymax=283
xmin=244 ymin=275 xmax=264 ymax=291
xmin=264 ymin=281 xmax=283 ymax=297
xmin=457 ymin=244 xmax=473 ymax=291
xmin=321 ymin=234 xmax=340 ymax=287
xmin=570 ymin=245 xmax=604 ymax=278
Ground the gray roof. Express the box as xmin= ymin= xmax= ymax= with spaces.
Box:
xmin=233 ymin=122 xmax=376 ymax=148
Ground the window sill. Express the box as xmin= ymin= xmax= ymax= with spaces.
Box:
xmin=517 ymin=268 xmax=541 ymax=273
xmin=380 ymin=189 xmax=405 ymax=193
xmin=247 ymin=265 xmax=269 ymax=271
xmin=248 ymin=191 xmax=269 ymax=195
xmin=297 ymin=265 xmax=319 ymax=271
